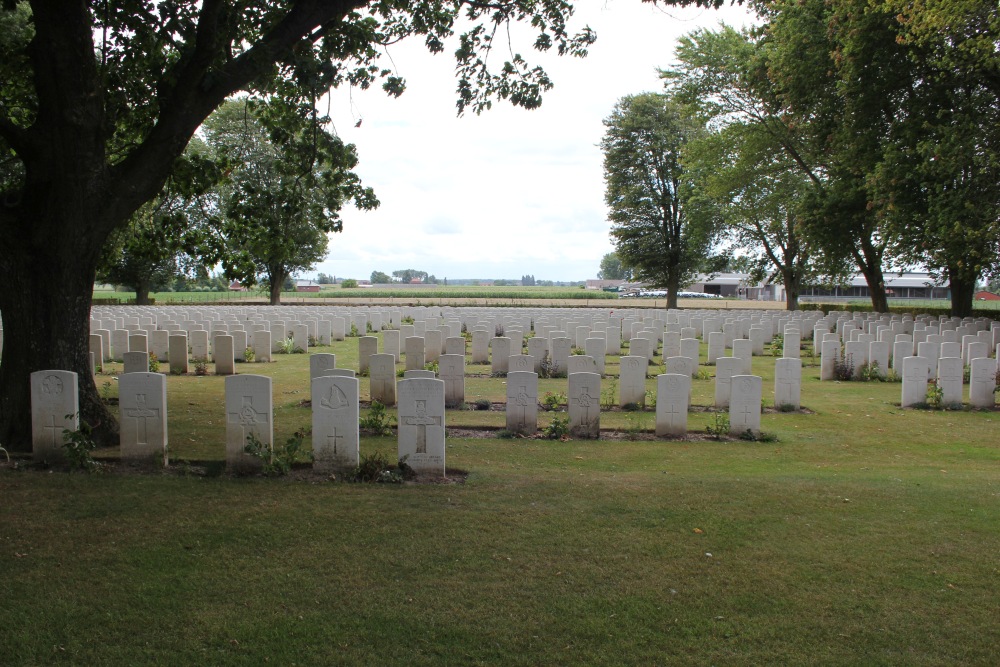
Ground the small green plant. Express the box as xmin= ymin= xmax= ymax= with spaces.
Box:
xmin=401 ymin=316 xmax=414 ymax=325
xmin=739 ymin=429 xmax=779 ymax=442
xmin=623 ymin=412 xmax=647 ymax=440
xmin=541 ymin=391 xmax=566 ymax=412
xmin=693 ymin=369 xmax=713 ymax=381
xmin=473 ymin=398 xmax=492 ymax=410
xmin=489 ymin=370 xmax=508 ymax=378
xmin=538 ymin=353 xmax=556 ymax=379
xmin=885 ymin=368 xmax=902 ymax=382
xmin=833 ymin=354 xmax=854 ymax=381
xmin=541 ymin=416 xmax=570 ymax=440
xmin=859 ymin=360 xmax=885 ymax=382
xmin=194 ymin=359 xmax=208 ymax=376
xmin=277 ymin=336 xmax=296 ymax=354
xmin=571 ymin=347 xmax=586 ymax=356
xmin=777 ymin=402 xmax=797 ymax=413
xmin=62 ymin=416 xmax=100 ymax=472
xmin=925 ymin=379 xmax=944 ymax=409
xmin=359 ymin=400 xmax=395 ymax=436
xmin=243 ymin=428 xmax=307 ymax=476
xmin=495 ymin=324 xmax=505 ymax=337
xmin=100 ymin=380 xmax=114 ymax=404
xmin=308 ymin=334 xmax=319 ymax=347
xmin=495 ymin=429 xmax=517 ymax=439
xmin=243 ymin=346 xmax=255 ymax=363
xmin=644 ymin=389 xmax=657 ymax=409
xmin=706 ymin=412 xmax=730 ymax=440
xmin=395 ymin=367 xmax=406 ymax=378
xmin=601 ymin=378 xmax=618 ymax=410
xmin=349 ymin=323 xmax=359 ymax=337
xmin=349 ymin=451 xmax=413 ymax=483
xmin=769 ymin=334 xmax=784 ymax=357
xmin=366 ymin=322 xmax=374 ymax=333
xmin=424 ymin=361 xmax=439 ymax=374
xmin=147 ymin=352 xmax=160 ymax=373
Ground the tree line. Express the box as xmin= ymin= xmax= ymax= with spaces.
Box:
xmin=602 ymin=0 xmax=999 ymax=314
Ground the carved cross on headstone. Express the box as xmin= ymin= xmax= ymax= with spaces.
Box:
xmin=43 ymin=414 xmax=62 ymax=448
xmin=512 ymin=382 xmax=537 ymax=429
xmin=403 ymin=400 xmax=441 ymax=454
xmin=576 ymin=385 xmax=597 ymax=428
xmin=228 ymin=395 xmax=268 ymax=442
xmin=327 ymin=428 xmax=344 ymax=456
xmin=125 ymin=393 xmax=160 ymax=446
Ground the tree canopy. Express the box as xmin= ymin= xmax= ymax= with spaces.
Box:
xmin=602 ymin=92 xmax=719 ymax=308
xmin=0 ymin=0 xmax=599 ymax=449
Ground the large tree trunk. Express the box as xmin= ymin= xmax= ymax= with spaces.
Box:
xmin=666 ymin=273 xmax=680 ymax=310
xmin=0 ymin=229 xmax=118 ymax=452
xmin=783 ymin=269 xmax=800 ymax=311
xmin=855 ymin=239 xmax=889 ymax=312
xmin=135 ymin=281 xmax=152 ymax=306
xmin=948 ymin=268 xmax=976 ymax=318
xmin=269 ymin=276 xmax=284 ymax=305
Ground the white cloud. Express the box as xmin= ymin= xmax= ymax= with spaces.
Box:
xmin=313 ymin=1 xmax=757 ymax=282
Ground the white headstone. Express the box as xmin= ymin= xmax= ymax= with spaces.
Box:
xmin=225 ymin=375 xmax=273 ymax=473
xmin=619 ymin=355 xmax=648 ymax=407
xmin=655 ymin=373 xmax=690 ymax=437
xmin=490 ymin=337 xmax=511 ymax=375
xmin=214 ymin=334 xmax=235 ymax=375
xmin=119 ymin=372 xmax=168 ymax=464
xmin=568 ymin=372 xmax=601 ymax=438
xmin=31 ymin=370 xmax=79 ymax=462
xmin=397 ymin=378 xmax=446 ymax=475
xmin=506 ymin=371 xmax=539 ymax=435
xmin=359 ymin=336 xmax=378 ymax=374
xmin=729 ymin=375 xmax=762 ymax=435
xmin=312 ymin=375 xmax=359 ymax=473
xmin=310 ymin=353 xmax=337 ymax=380
xmin=439 ymin=353 xmax=466 ymax=408
xmin=774 ymin=358 xmax=801 ymax=410
xmin=936 ymin=356 xmax=963 ymax=406
xmin=714 ymin=357 xmax=739 ymax=408
xmin=969 ymin=357 xmax=997 ymax=408
xmin=123 ymin=351 xmax=149 ymax=374
xmin=901 ymin=356 xmax=930 ymax=408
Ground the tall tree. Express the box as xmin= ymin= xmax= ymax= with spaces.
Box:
xmin=597 ymin=252 xmax=631 ymax=281
xmin=370 ymin=270 xmax=392 ymax=284
xmin=601 ymin=93 xmax=718 ymax=309
xmin=392 ymin=269 xmax=429 ymax=283
xmin=201 ymin=98 xmax=376 ymax=305
xmin=0 ymin=0 xmax=597 ymax=449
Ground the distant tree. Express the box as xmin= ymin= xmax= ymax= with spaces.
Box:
xmin=341 ymin=278 xmax=358 ymax=288
xmin=201 ymin=99 xmax=377 ymax=305
xmin=521 ymin=274 xmax=536 ymax=286
xmin=282 ymin=275 xmax=295 ymax=291
xmin=602 ymin=93 xmax=720 ymax=308
xmin=392 ymin=269 xmax=429 ymax=284
xmin=370 ymin=271 xmax=392 ymax=284
xmin=316 ymin=273 xmax=335 ymax=284
xmin=597 ymin=252 xmax=631 ymax=281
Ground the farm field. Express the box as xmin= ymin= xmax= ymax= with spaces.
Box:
xmin=3 ymin=331 xmax=999 ymax=665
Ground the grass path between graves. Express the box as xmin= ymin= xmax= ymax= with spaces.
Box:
xmin=3 ymin=336 xmax=1000 ymax=665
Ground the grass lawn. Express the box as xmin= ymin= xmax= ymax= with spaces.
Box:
xmin=3 ymin=332 xmax=999 ymax=665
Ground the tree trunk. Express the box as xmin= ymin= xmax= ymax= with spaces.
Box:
xmin=948 ymin=268 xmax=976 ymax=318
xmin=135 ymin=282 xmax=152 ymax=306
xmin=0 ymin=236 xmax=118 ymax=452
xmin=269 ymin=277 xmax=283 ymax=305
xmin=783 ymin=269 xmax=800 ymax=311
xmin=666 ymin=274 xmax=680 ymax=310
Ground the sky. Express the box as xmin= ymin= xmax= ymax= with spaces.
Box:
xmin=311 ymin=1 xmax=757 ymax=283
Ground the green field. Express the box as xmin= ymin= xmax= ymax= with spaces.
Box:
xmin=3 ymin=332 xmax=999 ymax=665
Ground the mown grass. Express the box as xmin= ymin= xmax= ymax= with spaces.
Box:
xmin=3 ymin=332 xmax=1000 ymax=665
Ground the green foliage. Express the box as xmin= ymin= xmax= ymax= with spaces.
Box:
xmin=859 ymin=361 xmax=886 ymax=382
xmin=359 ymin=401 xmax=394 ymax=436
xmin=193 ymin=359 xmax=208 ymax=376
xmin=147 ymin=353 xmax=160 ymax=373
xmin=602 ymin=92 xmax=721 ymax=306
xmin=623 ymin=412 xmax=647 ymax=440
xmin=473 ymin=398 xmax=492 ymax=411
xmin=62 ymin=417 xmax=100 ymax=472
xmin=601 ymin=378 xmax=618 ymax=411
xmin=538 ymin=353 xmax=556 ymax=379
xmin=349 ymin=451 xmax=413 ymax=483
xmin=541 ymin=416 xmax=570 ymax=440
xmin=925 ymin=380 xmax=944 ymax=409
xmin=541 ymin=392 xmax=566 ymax=412
xmin=833 ymin=355 xmax=854 ymax=382
xmin=243 ymin=429 xmax=307 ymax=477
xmin=341 ymin=278 xmax=358 ymax=288
xmin=706 ymin=412 xmax=730 ymax=440
xmin=597 ymin=251 xmax=631 ymax=281
xmin=349 ymin=323 xmax=359 ymax=337
xmin=243 ymin=346 xmax=255 ymax=363
xmin=769 ymin=334 xmax=784 ymax=357
xmin=276 ymin=337 xmax=296 ymax=355
xmin=424 ymin=361 xmax=439 ymax=374
xmin=739 ymin=429 xmax=779 ymax=443
xmin=370 ymin=270 xmax=392 ymax=284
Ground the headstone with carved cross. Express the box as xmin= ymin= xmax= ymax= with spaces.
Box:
xmin=936 ymin=356 xmax=964 ymax=406
xmin=119 ymin=372 xmax=168 ymax=464
xmin=31 ymin=370 xmax=79 ymax=463
xmin=901 ymin=356 xmax=930 ymax=408
xmin=225 ymin=375 xmax=273 ymax=473
xmin=969 ymin=357 xmax=997 ymax=408
xmin=655 ymin=372 xmax=690 ymax=437
xmin=312 ymin=375 xmax=359 ymax=473
xmin=505 ymin=371 xmax=538 ymax=435
xmin=729 ymin=375 xmax=762 ymax=436
xmin=714 ymin=357 xmax=740 ymax=409
xmin=569 ymin=372 xmax=601 ymax=439
xmin=774 ymin=358 xmax=802 ymax=411
xmin=397 ymin=378 xmax=446 ymax=475
xmin=619 ymin=355 xmax=648 ymax=408
xmin=439 ymin=354 xmax=465 ymax=408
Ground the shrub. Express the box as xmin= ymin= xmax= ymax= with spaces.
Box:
xmin=541 ymin=391 xmax=566 ymax=412
xmin=542 ymin=416 xmax=569 ymax=440
xmin=359 ymin=400 xmax=395 ymax=436
xmin=147 ymin=352 xmax=160 ymax=373
xmin=706 ymin=412 xmax=730 ymax=440
xmin=349 ymin=451 xmax=413 ymax=483
xmin=341 ymin=278 xmax=358 ymax=288
xmin=243 ymin=429 xmax=308 ymax=476
xmin=833 ymin=354 xmax=854 ymax=381
xmin=62 ymin=417 xmax=100 ymax=472
xmin=473 ymin=398 xmax=491 ymax=411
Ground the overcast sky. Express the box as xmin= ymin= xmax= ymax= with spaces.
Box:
xmin=312 ymin=1 xmax=757 ymax=283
